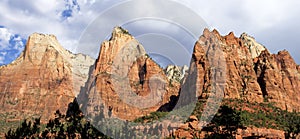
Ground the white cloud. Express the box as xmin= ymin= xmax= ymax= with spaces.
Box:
xmin=0 ymin=51 xmax=7 ymax=64
xmin=0 ymin=0 xmax=299 ymax=64
xmin=173 ymin=0 xmax=300 ymax=63
xmin=0 ymin=26 xmax=26 ymax=65
xmin=12 ymin=35 xmax=25 ymax=51
xmin=0 ymin=52 xmax=7 ymax=55
xmin=0 ymin=56 xmax=4 ymax=64
xmin=0 ymin=27 xmax=12 ymax=49
xmin=175 ymin=0 xmax=299 ymax=33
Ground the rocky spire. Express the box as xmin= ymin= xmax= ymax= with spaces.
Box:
xmin=183 ymin=28 xmax=300 ymax=112
xmin=110 ymin=26 xmax=133 ymax=40
xmin=79 ymin=27 xmax=181 ymax=120
xmin=240 ymin=32 xmax=266 ymax=58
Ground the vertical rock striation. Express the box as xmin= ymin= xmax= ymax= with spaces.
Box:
xmin=183 ymin=28 xmax=300 ymax=112
xmin=79 ymin=27 xmax=180 ymax=121
xmin=0 ymin=33 xmax=94 ymax=122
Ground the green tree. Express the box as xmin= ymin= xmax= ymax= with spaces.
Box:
xmin=282 ymin=110 xmax=300 ymax=138
xmin=5 ymin=117 xmax=41 ymax=139
xmin=212 ymin=106 xmax=241 ymax=135
xmin=6 ymin=98 xmax=110 ymax=139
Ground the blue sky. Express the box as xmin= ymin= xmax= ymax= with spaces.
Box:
xmin=0 ymin=0 xmax=299 ymax=66
xmin=0 ymin=26 xmax=26 ymax=64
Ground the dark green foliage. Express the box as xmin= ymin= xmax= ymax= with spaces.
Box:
xmin=278 ymin=110 xmax=300 ymax=138
xmin=231 ymin=100 xmax=300 ymax=136
xmin=5 ymin=99 xmax=110 ymax=139
xmin=41 ymin=100 xmax=110 ymax=138
xmin=211 ymin=106 xmax=242 ymax=134
xmin=5 ymin=97 xmax=300 ymax=138
xmin=5 ymin=118 xmax=41 ymax=139
xmin=201 ymin=99 xmax=300 ymax=138
xmin=133 ymin=111 xmax=168 ymax=123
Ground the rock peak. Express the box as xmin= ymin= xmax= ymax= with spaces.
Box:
xmin=0 ymin=32 xmax=95 ymax=123
xmin=212 ymin=29 xmax=220 ymax=35
xmin=202 ymin=28 xmax=211 ymax=38
xmin=240 ymin=32 xmax=252 ymax=39
xmin=112 ymin=26 xmax=128 ymax=33
xmin=24 ymin=33 xmax=68 ymax=60
xmin=83 ymin=27 xmax=180 ymax=121
xmin=200 ymin=28 xmax=222 ymax=41
xmin=110 ymin=26 xmax=132 ymax=40
xmin=240 ymin=32 xmax=266 ymax=58
xmin=227 ymin=31 xmax=235 ymax=38
xmin=278 ymin=49 xmax=290 ymax=55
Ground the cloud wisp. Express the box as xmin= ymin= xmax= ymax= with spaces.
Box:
xmin=0 ymin=0 xmax=299 ymax=65
xmin=0 ymin=26 xmax=26 ymax=65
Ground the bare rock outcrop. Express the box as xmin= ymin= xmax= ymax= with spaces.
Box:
xmin=240 ymin=33 xmax=266 ymax=58
xmin=0 ymin=27 xmax=299 ymax=138
xmin=236 ymin=127 xmax=285 ymax=139
xmin=183 ymin=29 xmax=264 ymax=102
xmin=165 ymin=65 xmax=188 ymax=83
xmin=79 ymin=27 xmax=180 ymax=121
xmin=172 ymin=116 xmax=286 ymax=139
xmin=0 ymin=33 xmax=94 ymax=122
xmin=183 ymin=28 xmax=300 ymax=111
xmin=254 ymin=50 xmax=300 ymax=111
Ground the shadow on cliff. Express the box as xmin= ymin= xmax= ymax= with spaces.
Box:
xmin=75 ymin=61 xmax=186 ymax=113
xmin=76 ymin=63 xmax=96 ymax=114
xmin=157 ymin=95 xmax=179 ymax=112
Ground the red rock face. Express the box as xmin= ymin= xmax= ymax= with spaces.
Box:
xmin=0 ymin=27 xmax=299 ymax=138
xmin=255 ymin=50 xmax=300 ymax=111
xmin=172 ymin=116 xmax=285 ymax=139
xmin=184 ymin=28 xmax=300 ymax=112
xmin=182 ymin=29 xmax=262 ymax=102
xmin=171 ymin=29 xmax=299 ymax=139
xmin=78 ymin=27 xmax=180 ymax=121
xmin=0 ymin=33 xmax=94 ymax=122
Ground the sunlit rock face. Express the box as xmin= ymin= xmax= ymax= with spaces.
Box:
xmin=240 ymin=33 xmax=266 ymax=58
xmin=0 ymin=33 xmax=94 ymax=122
xmin=0 ymin=27 xmax=299 ymax=139
xmin=183 ymin=29 xmax=300 ymax=112
xmin=78 ymin=27 xmax=180 ymax=121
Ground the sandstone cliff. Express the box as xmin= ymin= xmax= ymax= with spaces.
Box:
xmin=78 ymin=27 xmax=180 ymax=121
xmin=172 ymin=115 xmax=286 ymax=139
xmin=255 ymin=50 xmax=300 ymax=111
xmin=165 ymin=65 xmax=188 ymax=83
xmin=157 ymin=28 xmax=300 ymax=138
xmin=0 ymin=33 xmax=94 ymax=122
xmin=0 ymin=27 xmax=299 ymax=138
xmin=184 ymin=28 xmax=300 ymax=112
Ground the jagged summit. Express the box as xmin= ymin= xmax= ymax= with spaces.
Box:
xmin=110 ymin=26 xmax=133 ymax=41
xmin=112 ymin=26 xmax=130 ymax=34
xmin=200 ymin=29 xmax=267 ymax=59
xmin=186 ymin=28 xmax=300 ymax=112
xmin=240 ymin=32 xmax=266 ymax=58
